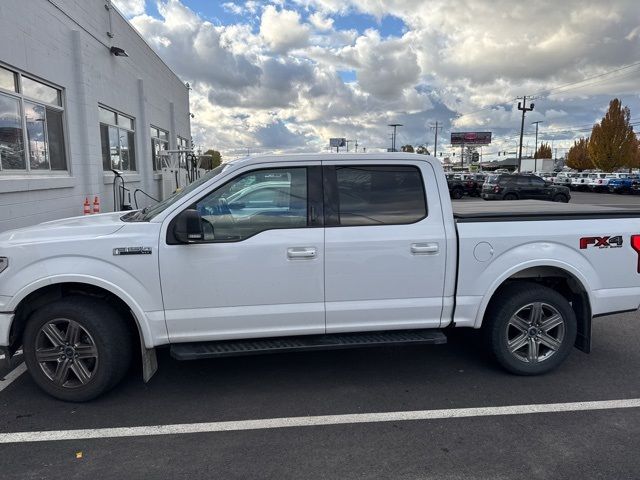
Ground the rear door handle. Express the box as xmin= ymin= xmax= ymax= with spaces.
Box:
xmin=411 ymin=243 xmax=439 ymax=255
xmin=287 ymin=247 xmax=317 ymax=259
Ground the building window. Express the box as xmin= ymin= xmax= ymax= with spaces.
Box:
xmin=0 ymin=65 xmax=67 ymax=173
xmin=151 ymin=126 xmax=169 ymax=170
xmin=100 ymin=106 xmax=136 ymax=172
xmin=178 ymin=135 xmax=189 ymax=168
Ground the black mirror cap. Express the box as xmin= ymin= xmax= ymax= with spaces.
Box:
xmin=173 ymin=208 xmax=204 ymax=244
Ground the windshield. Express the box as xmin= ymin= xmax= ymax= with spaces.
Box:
xmin=138 ymin=164 xmax=228 ymax=221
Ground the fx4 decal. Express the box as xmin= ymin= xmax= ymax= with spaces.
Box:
xmin=580 ymin=235 xmax=623 ymax=249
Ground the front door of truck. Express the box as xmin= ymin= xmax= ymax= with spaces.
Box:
xmin=322 ymin=160 xmax=447 ymax=332
xmin=159 ymin=163 xmax=325 ymax=343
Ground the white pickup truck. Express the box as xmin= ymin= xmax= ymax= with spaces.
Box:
xmin=1 ymin=153 xmax=640 ymax=401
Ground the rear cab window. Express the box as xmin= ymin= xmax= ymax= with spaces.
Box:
xmin=327 ymin=165 xmax=427 ymax=226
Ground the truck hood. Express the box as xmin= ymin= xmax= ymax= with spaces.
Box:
xmin=0 ymin=212 xmax=127 ymax=246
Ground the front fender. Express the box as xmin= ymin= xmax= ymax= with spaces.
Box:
xmin=4 ymin=257 xmax=166 ymax=348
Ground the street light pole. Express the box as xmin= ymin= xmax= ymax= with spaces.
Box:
xmin=531 ymin=120 xmax=543 ymax=172
xmin=430 ymin=121 xmax=442 ymax=157
xmin=517 ymin=96 xmax=534 ymax=172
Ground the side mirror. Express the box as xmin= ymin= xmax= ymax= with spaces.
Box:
xmin=173 ymin=209 xmax=204 ymax=243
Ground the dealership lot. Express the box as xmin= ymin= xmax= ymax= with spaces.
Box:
xmin=2 ymin=190 xmax=640 ymax=479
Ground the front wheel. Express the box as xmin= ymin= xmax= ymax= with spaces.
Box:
xmin=483 ymin=283 xmax=577 ymax=375
xmin=23 ymin=296 xmax=132 ymax=402
xmin=552 ymin=193 xmax=569 ymax=203
xmin=450 ymin=188 xmax=463 ymax=200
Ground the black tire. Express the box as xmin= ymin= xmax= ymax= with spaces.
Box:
xmin=552 ymin=193 xmax=569 ymax=203
xmin=451 ymin=188 xmax=463 ymax=200
xmin=483 ymin=282 xmax=577 ymax=375
xmin=503 ymin=193 xmax=518 ymax=201
xmin=23 ymin=296 xmax=132 ymax=402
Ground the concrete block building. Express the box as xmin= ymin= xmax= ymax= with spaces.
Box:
xmin=0 ymin=0 xmax=191 ymax=231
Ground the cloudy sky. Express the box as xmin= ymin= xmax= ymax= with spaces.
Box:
xmin=113 ymin=0 xmax=640 ymax=160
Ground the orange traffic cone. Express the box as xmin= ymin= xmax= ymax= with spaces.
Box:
xmin=93 ymin=196 xmax=100 ymax=214
xmin=83 ymin=197 xmax=91 ymax=215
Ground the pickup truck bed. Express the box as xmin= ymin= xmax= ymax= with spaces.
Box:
xmin=453 ymin=200 xmax=640 ymax=222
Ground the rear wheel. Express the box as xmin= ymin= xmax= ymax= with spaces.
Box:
xmin=552 ymin=193 xmax=569 ymax=203
xmin=451 ymin=188 xmax=463 ymax=200
xmin=483 ymin=283 xmax=577 ymax=375
xmin=23 ymin=296 xmax=132 ymax=402
xmin=503 ymin=193 xmax=518 ymax=201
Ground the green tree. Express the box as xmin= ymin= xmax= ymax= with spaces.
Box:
xmin=201 ymin=149 xmax=222 ymax=170
xmin=566 ymin=138 xmax=593 ymax=171
xmin=588 ymin=98 xmax=636 ymax=172
xmin=415 ymin=145 xmax=431 ymax=155
xmin=535 ymin=142 xmax=552 ymax=159
xmin=401 ymin=144 xmax=415 ymax=153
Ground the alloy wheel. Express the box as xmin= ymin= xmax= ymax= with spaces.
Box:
xmin=505 ymin=302 xmax=565 ymax=364
xmin=35 ymin=319 xmax=99 ymax=388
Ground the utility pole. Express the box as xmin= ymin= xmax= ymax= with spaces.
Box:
xmin=430 ymin=121 xmax=442 ymax=157
xmin=517 ymin=96 xmax=534 ymax=172
xmin=531 ymin=120 xmax=543 ymax=172
xmin=388 ymin=123 xmax=403 ymax=152
xmin=354 ymin=139 xmax=358 ymax=152
xmin=345 ymin=140 xmax=353 ymax=152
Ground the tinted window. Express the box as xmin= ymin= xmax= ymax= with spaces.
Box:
xmin=500 ymin=176 xmax=516 ymax=185
xmin=530 ymin=176 xmax=545 ymax=187
xmin=516 ymin=176 xmax=530 ymax=186
xmin=195 ymin=168 xmax=308 ymax=241
xmin=335 ymin=165 xmax=426 ymax=226
xmin=485 ymin=175 xmax=499 ymax=184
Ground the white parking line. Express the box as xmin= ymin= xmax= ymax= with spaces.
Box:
xmin=1 ymin=397 xmax=640 ymax=444
xmin=0 ymin=362 xmax=26 ymax=393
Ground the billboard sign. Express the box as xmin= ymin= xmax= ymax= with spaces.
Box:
xmin=451 ymin=132 xmax=492 ymax=146
xmin=329 ymin=138 xmax=346 ymax=148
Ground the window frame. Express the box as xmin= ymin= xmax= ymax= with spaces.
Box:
xmin=322 ymin=164 xmax=428 ymax=228
xmin=0 ymin=63 xmax=68 ymax=175
xmin=166 ymin=165 xmax=323 ymax=245
xmin=151 ymin=125 xmax=170 ymax=170
xmin=99 ymin=105 xmax=137 ymax=172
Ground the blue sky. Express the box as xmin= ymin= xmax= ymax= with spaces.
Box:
xmin=147 ymin=1 xmax=407 ymax=37
xmin=118 ymin=0 xmax=640 ymax=158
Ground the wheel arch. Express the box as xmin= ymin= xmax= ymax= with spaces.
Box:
xmin=7 ymin=278 xmax=160 ymax=380
xmin=478 ymin=264 xmax=592 ymax=352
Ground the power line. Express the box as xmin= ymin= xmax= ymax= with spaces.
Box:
xmin=534 ymin=61 xmax=640 ymax=97
xmin=452 ymin=60 xmax=640 ymax=121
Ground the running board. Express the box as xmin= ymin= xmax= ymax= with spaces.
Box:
xmin=170 ymin=329 xmax=447 ymax=361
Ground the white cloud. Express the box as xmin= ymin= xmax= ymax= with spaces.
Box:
xmin=127 ymin=0 xmax=640 ymax=158
xmin=260 ymin=5 xmax=310 ymax=54
xmin=309 ymin=12 xmax=334 ymax=31
xmin=112 ymin=0 xmax=145 ymax=16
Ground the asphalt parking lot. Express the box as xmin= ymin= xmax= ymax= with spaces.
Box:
xmin=1 ymin=190 xmax=640 ymax=480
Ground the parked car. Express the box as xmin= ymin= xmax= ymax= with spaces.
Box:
xmin=589 ymin=173 xmax=628 ymax=192
xmin=2 ymin=153 xmax=639 ymax=401
xmin=461 ymin=173 xmax=486 ymax=197
xmin=554 ymin=172 xmax=572 ymax=187
xmin=446 ymin=173 xmax=466 ymax=199
xmin=482 ymin=174 xmax=571 ymax=202
xmin=587 ymin=173 xmax=609 ymax=192
xmin=569 ymin=172 xmax=592 ymax=191
xmin=608 ymin=175 xmax=640 ymax=194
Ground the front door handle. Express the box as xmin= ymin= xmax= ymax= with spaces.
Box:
xmin=287 ymin=247 xmax=317 ymax=259
xmin=411 ymin=243 xmax=439 ymax=255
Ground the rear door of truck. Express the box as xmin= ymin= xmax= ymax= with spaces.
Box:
xmin=322 ymin=159 xmax=448 ymax=332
